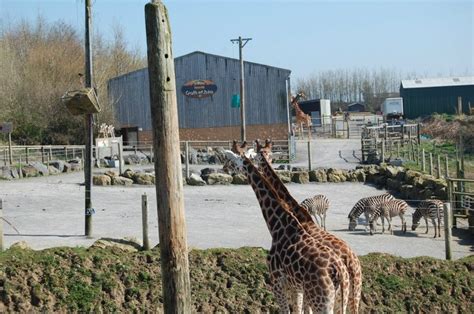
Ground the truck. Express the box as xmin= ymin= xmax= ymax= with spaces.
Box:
xmin=382 ymin=97 xmax=404 ymax=124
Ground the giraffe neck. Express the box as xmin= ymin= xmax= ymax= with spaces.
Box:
xmin=257 ymin=152 xmax=316 ymax=226
xmin=242 ymin=158 xmax=302 ymax=238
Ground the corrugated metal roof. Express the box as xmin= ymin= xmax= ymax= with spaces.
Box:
xmin=401 ymin=76 xmax=474 ymax=89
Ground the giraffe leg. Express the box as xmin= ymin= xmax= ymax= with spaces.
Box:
xmin=293 ymin=291 xmax=304 ymax=314
xmin=271 ymin=277 xmax=291 ymax=313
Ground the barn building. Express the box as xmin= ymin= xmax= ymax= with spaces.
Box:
xmin=294 ymin=98 xmax=331 ymax=126
xmin=108 ymin=51 xmax=292 ymax=144
xmin=400 ymin=76 xmax=474 ymax=119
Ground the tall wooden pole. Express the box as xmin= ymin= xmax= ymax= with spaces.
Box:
xmin=84 ymin=0 xmax=93 ymax=237
xmin=231 ymin=36 xmax=252 ymax=141
xmin=8 ymin=132 xmax=12 ymax=165
xmin=0 ymin=199 xmax=3 ymax=252
xmin=443 ymin=203 xmax=452 ymax=260
xmin=145 ymin=1 xmax=191 ymax=312
xmin=141 ymin=193 xmax=150 ymax=251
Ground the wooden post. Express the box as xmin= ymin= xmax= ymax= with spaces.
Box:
xmin=142 ymin=193 xmax=150 ymax=251
xmin=457 ymin=96 xmax=462 ymax=115
xmin=381 ymin=140 xmax=385 ymax=163
xmin=25 ymin=147 xmax=29 ymax=164
xmin=422 ymin=149 xmax=426 ymax=172
xmin=41 ymin=146 xmax=45 ymax=163
xmin=72 ymin=147 xmax=75 ymax=159
xmin=401 ymin=125 xmax=405 ymax=146
xmin=118 ymin=142 xmax=123 ymax=175
xmin=65 ymin=146 xmax=68 ymax=160
xmin=436 ymin=154 xmax=441 ymax=178
xmin=445 ymin=155 xmax=449 ymax=178
xmin=8 ymin=132 xmax=13 ymax=165
xmin=346 ymin=121 xmax=350 ymax=139
xmin=145 ymin=1 xmax=191 ymax=312
xmin=429 ymin=153 xmax=433 ymax=176
xmin=149 ymin=145 xmax=153 ymax=162
xmin=443 ymin=202 xmax=452 ymax=260
xmin=396 ymin=141 xmax=400 ymax=158
xmin=49 ymin=146 xmax=53 ymax=161
xmin=3 ymin=149 xmax=6 ymax=166
xmin=185 ymin=141 xmax=190 ymax=179
xmin=0 ymin=198 xmax=3 ymax=251
xmin=307 ymin=140 xmax=312 ymax=171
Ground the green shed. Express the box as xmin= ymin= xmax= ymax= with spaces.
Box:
xmin=400 ymin=77 xmax=474 ymax=119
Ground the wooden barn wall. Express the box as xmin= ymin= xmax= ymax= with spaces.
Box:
xmin=108 ymin=53 xmax=290 ymax=130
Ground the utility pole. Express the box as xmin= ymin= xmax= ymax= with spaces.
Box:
xmin=84 ymin=0 xmax=94 ymax=237
xmin=231 ymin=36 xmax=252 ymax=141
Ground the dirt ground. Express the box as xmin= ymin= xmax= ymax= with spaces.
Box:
xmin=0 ymin=139 xmax=472 ymax=259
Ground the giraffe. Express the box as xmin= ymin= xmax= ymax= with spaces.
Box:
xmin=291 ymin=92 xmax=312 ymax=139
xmin=229 ymin=153 xmax=350 ymax=313
xmin=253 ymin=142 xmax=362 ymax=314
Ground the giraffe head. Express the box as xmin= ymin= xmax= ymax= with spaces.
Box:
xmin=255 ymin=139 xmax=273 ymax=165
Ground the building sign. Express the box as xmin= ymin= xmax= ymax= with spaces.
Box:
xmin=0 ymin=122 xmax=13 ymax=134
xmin=181 ymin=80 xmax=217 ymax=98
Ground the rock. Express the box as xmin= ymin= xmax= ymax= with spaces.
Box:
xmin=412 ymin=176 xmax=426 ymax=189
xmin=383 ymin=165 xmax=400 ymax=178
xmin=30 ymin=162 xmax=49 ymax=176
xmin=434 ymin=186 xmax=447 ymax=200
xmin=309 ymin=169 xmax=327 ymax=182
xmin=405 ymin=170 xmax=421 ymax=185
xmin=207 ymin=173 xmax=233 ymax=185
xmin=70 ymin=163 xmax=82 ymax=172
xmin=187 ymin=173 xmax=206 ymax=186
xmin=62 ymin=162 xmax=72 ymax=173
xmin=291 ymin=171 xmax=309 ymax=184
xmin=47 ymin=166 xmax=61 ymax=175
xmin=327 ymin=168 xmax=347 ymax=183
xmin=291 ymin=167 xmax=306 ymax=172
xmin=0 ymin=166 xmax=19 ymax=180
xmin=201 ymin=168 xmax=218 ymax=181
xmin=419 ymin=188 xmax=434 ymax=199
xmin=134 ymin=173 xmax=155 ymax=185
xmin=400 ymin=184 xmax=417 ymax=200
xmin=124 ymin=154 xmax=142 ymax=165
xmin=208 ymin=155 xmax=220 ymax=165
xmin=122 ymin=169 xmax=135 ymax=180
xmin=90 ymin=238 xmax=141 ymax=252
xmin=104 ymin=170 xmax=118 ymax=178
xmin=111 ymin=176 xmax=134 ymax=186
xmin=386 ymin=178 xmax=402 ymax=191
xmin=48 ymin=160 xmax=65 ymax=173
xmin=232 ymin=173 xmax=248 ymax=185
xmin=354 ymin=169 xmax=366 ymax=182
xmin=10 ymin=241 xmax=31 ymax=250
xmin=345 ymin=171 xmax=359 ymax=182
xmin=93 ymin=175 xmax=111 ymax=186
xmin=276 ymin=170 xmax=291 ymax=183
xmin=22 ymin=165 xmax=39 ymax=178
xmin=373 ymin=175 xmax=387 ymax=187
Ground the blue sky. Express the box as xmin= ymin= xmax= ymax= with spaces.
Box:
xmin=1 ymin=0 xmax=473 ymax=81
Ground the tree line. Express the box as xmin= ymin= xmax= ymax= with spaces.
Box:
xmin=0 ymin=17 xmax=145 ymax=145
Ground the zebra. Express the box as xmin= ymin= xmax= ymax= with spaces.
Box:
xmin=300 ymin=194 xmax=330 ymax=230
xmin=412 ymin=199 xmax=444 ymax=238
xmin=348 ymin=193 xmax=395 ymax=231
xmin=368 ymin=199 xmax=409 ymax=235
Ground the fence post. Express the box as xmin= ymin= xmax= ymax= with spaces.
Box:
xmin=307 ymin=140 xmax=312 ymax=171
xmin=422 ymin=149 xmax=426 ymax=172
xmin=25 ymin=147 xmax=29 ymax=164
xmin=72 ymin=147 xmax=75 ymax=159
xmin=445 ymin=155 xmax=449 ymax=178
xmin=443 ymin=202 xmax=452 ymax=260
xmin=417 ymin=123 xmax=421 ymax=144
xmin=0 ymin=198 xmax=3 ymax=251
xmin=346 ymin=121 xmax=350 ymax=139
xmin=65 ymin=147 xmax=68 ymax=160
xmin=118 ymin=142 xmax=123 ymax=175
xmin=3 ymin=149 xmax=6 ymax=166
xmin=436 ymin=154 xmax=441 ymax=179
xmin=396 ymin=141 xmax=400 ymax=158
xmin=8 ymin=132 xmax=13 ymax=165
xmin=149 ymin=145 xmax=153 ymax=163
xmin=429 ymin=153 xmax=433 ymax=176
xmin=185 ymin=141 xmax=190 ymax=179
xmin=41 ymin=146 xmax=45 ymax=163
xmin=49 ymin=146 xmax=53 ymax=161
xmin=381 ymin=140 xmax=385 ymax=163
xmin=142 ymin=193 xmax=150 ymax=251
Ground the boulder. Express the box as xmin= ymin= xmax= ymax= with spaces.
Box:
xmin=134 ymin=173 xmax=155 ymax=185
xmin=62 ymin=162 xmax=72 ymax=173
xmin=70 ymin=162 xmax=83 ymax=172
xmin=201 ymin=168 xmax=218 ymax=182
xmin=91 ymin=238 xmax=141 ymax=252
xmin=111 ymin=176 xmax=134 ymax=186
xmin=207 ymin=173 xmax=233 ymax=185
xmin=232 ymin=173 xmax=248 ymax=185
xmin=93 ymin=175 xmax=111 ymax=186
xmin=187 ymin=173 xmax=206 ymax=186
xmin=400 ymin=184 xmax=414 ymax=200
xmin=386 ymin=178 xmax=402 ymax=191
xmin=122 ymin=169 xmax=135 ymax=180
xmin=124 ymin=154 xmax=142 ymax=165
xmin=327 ymin=168 xmax=347 ymax=183
xmin=353 ymin=169 xmax=366 ymax=182
xmin=104 ymin=170 xmax=118 ymax=178
xmin=309 ymin=169 xmax=327 ymax=182
xmin=48 ymin=160 xmax=65 ymax=173
xmin=22 ymin=165 xmax=39 ymax=178
xmin=275 ymin=170 xmax=292 ymax=183
xmin=418 ymin=188 xmax=434 ymax=200
xmin=0 ymin=166 xmax=19 ymax=180
xmin=30 ymin=162 xmax=49 ymax=176
xmin=291 ymin=171 xmax=309 ymax=184
xmin=10 ymin=241 xmax=31 ymax=250
xmin=383 ymin=165 xmax=400 ymax=178
xmin=434 ymin=185 xmax=447 ymax=200
xmin=47 ymin=166 xmax=61 ymax=175
xmin=405 ymin=170 xmax=421 ymax=185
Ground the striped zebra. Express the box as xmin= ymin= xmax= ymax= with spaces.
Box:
xmin=300 ymin=194 xmax=330 ymax=230
xmin=412 ymin=199 xmax=444 ymax=238
xmin=368 ymin=199 xmax=409 ymax=235
xmin=348 ymin=193 xmax=395 ymax=231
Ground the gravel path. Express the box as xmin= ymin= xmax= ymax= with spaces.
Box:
xmin=0 ymin=138 xmax=471 ymax=259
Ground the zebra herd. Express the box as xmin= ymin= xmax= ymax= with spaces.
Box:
xmin=300 ymin=193 xmax=445 ymax=238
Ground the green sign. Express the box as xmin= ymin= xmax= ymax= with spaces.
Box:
xmin=231 ymin=94 xmax=240 ymax=108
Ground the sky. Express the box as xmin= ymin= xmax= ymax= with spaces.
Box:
xmin=1 ymin=0 xmax=473 ymax=82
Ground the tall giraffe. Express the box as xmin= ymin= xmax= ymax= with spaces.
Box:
xmin=291 ymin=92 xmax=312 ymax=139
xmin=254 ymin=144 xmax=362 ymax=314
xmin=226 ymin=151 xmax=350 ymax=313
